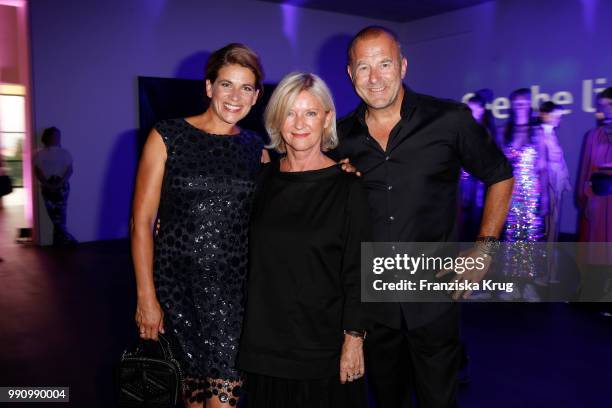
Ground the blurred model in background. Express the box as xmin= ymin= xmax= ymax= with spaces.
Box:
xmin=577 ymin=87 xmax=612 ymax=244
xmin=538 ymin=101 xmax=571 ymax=242
xmin=500 ymin=89 xmax=547 ymax=300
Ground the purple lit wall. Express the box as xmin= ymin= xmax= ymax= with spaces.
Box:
xmin=28 ymin=0 xmax=612 ymax=243
xmin=28 ymin=0 xmax=401 ymax=244
xmin=398 ymin=0 xmax=612 ymax=234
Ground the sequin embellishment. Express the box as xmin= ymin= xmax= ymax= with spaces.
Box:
xmin=152 ymin=118 xmax=263 ymax=404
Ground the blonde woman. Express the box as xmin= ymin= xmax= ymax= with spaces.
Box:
xmin=238 ymin=72 xmax=370 ymax=408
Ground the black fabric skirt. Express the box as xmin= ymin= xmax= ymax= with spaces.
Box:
xmin=244 ymin=373 xmax=368 ymax=408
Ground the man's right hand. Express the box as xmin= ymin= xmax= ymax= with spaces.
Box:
xmin=135 ymin=296 xmax=165 ymax=340
xmin=338 ymin=158 xmax=362 ymax=177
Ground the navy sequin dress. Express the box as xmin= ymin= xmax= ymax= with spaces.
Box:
xmin=152 ymin=118 xmax=263 ymax=405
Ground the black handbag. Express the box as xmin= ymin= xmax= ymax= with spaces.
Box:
xmin=0 ymin=175 xmax=12 ymax=197
xmin=116 ymin=334 xmax=183 ymax=408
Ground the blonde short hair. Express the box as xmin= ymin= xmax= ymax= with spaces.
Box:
xmin=265 ymin=72 xmax=338 ymax=153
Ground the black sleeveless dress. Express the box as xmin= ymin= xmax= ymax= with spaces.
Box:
xmin=152 ymin=118 xmax=263 ymax=405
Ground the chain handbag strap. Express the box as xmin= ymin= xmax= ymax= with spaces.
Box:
xmin=156 ymin=334 xmax=185 ymax=389
xmin=155 ymin=334 xmax=173 ymax=360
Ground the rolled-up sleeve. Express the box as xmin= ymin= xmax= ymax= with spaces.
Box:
xmin=455 ymin=105 xmax=514 ymax=186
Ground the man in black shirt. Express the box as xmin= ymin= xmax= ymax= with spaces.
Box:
xmin=333 ymin=26 xmax=514 ymax=407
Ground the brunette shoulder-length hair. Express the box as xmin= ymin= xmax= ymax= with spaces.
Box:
xmin=504 ymin=87 xmax=536 ymax=145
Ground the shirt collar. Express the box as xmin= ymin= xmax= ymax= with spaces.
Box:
xmin=354 ymin=85 xmax=418 ymax=126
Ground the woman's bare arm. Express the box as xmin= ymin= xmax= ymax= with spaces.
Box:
xmin=131 ymin=129 xmax=166 ymax=340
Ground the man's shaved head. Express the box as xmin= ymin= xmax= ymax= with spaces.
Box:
xmin=347 ymin=26 xmax=402 ymax=66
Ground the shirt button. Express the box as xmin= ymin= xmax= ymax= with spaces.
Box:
xmin=389 ymin=215 xmax=395 ymax=222
xmin=385 ymin=155 xmax=390 ymax=161
xmin=387 ymin=185 xmax=393 ymax=191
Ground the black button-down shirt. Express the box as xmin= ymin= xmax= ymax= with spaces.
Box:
xmin=332 ymin=87 xmax=513 ymax=328
xmin=333 ymin=87 xmax=513 ymax=243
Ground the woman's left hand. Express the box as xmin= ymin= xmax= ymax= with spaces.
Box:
xmin=339 ymin=334 xmax=365 ymax=384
